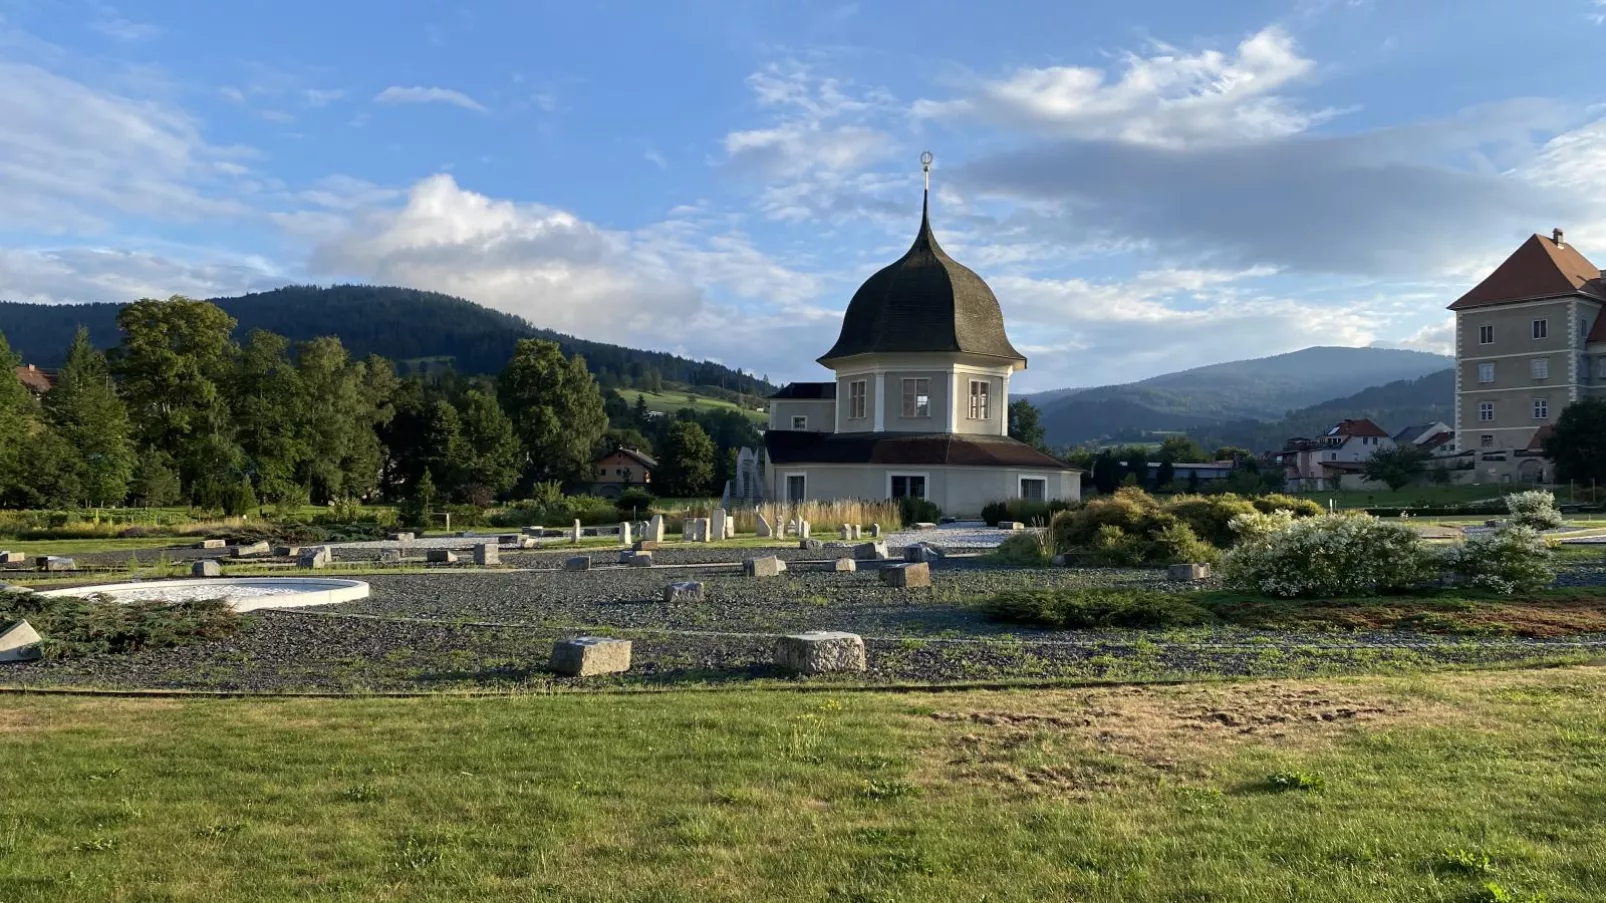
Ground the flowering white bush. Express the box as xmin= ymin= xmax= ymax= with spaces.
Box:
xmin=1227 ymin=509 xmax=1296 ymax=541
xmin=1221 ymin=514 xmax=1436 ymax=598
xmin=1443 ymin=526 xmax=1555 ymax=594
xmin=1505 ymin=490 xmax=1565 ymax=531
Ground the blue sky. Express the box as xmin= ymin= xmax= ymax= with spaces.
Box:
xmin=4 ymin=0 xmax=1606 ymax=391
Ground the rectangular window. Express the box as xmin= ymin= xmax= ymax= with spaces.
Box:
xmin=785 ymin=474 xmax=806 ymax=502
xmin=1599 ymin=358 xmax=1606 ymax=380
xmin=1531 ymin=358 xmax=1549 ymax=380
xmin=968 ymin=379 xmax=990 ymax=419
xmin=1479 ymin=401 xmax=1494 ymax=422
xmin=1481 ymin=434 xmax=1494 ymax=448
xmin=791 ymin=415 xmax=807 ymax=430
xmin=848 ymin=380 xmax=867 ymax=419
xmin=901 ymin=378 xmax=930 ymax=418
xmin=1478 ymin=362 xmax=1495 ymax=384
xmin=1020 ymin=478 xmax=1046 ymax=501
xmin=1479 ymin=324 xmax=1494 ymax=344
xmin=889 ymin=474 xmax=927 ymax=499
xmin=1534 ymin=399 xmax=1549 ymax=420
xmin=1533 ymin=318 xmax=1548 ymax=340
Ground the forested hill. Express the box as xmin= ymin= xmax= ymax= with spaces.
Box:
xmin=1185 ymin=369 xmax=1455 ymax=453
xmin=0 ymin=285 xmax=774 ymax=395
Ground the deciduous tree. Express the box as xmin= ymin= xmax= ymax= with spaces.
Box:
xmin=656 ymin=421 xmax=715 ymax=498
xmin=497 ymin=339 xmax=607 ymax=486
xmin=1544 ymin=398 xmax=1606 ymax=486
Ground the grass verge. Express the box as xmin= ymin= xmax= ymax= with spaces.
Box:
xmin=1 ymin=666 xmax=1603 ymax=901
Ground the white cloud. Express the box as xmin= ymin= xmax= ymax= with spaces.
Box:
xmin=0 ymin=61 xmax=253 ymax=232
xmin=915 ymin=26 xmax=1330 ymax=148
xmin=0 ymin=245 xmax=281 ymax=304
xmin=303 ymin=88 xmax=346 ymax=107
xmin=1392 ymin=316 xmax=1455 ymax=355
xmin=90 ymin=15 xmax=161 ymax=43
xmin=373 ymin=85 xmax=486 ymax=112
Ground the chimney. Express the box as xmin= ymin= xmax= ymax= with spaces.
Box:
xmin=1553 ymin=227 xmax=1565 ymax=247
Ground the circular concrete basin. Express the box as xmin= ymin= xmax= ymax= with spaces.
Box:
xmin=38 ymin=577 xmax=369 ymax=612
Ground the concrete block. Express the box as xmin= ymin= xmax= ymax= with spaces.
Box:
xmin=194 ymin=539 xmax=226 ymax=550
xmin=756 ymin=513 xmax=773 ymax=538
xmin=998 ymin=521 xmax=1025 ymax=531
xmin=565 ymin=555 xmax=591 ymax=571
xmin=851 ymin=525 xmax=862 ymax=540
xmin=839 ymin=525 xmax=853 ymax=540
xmin=1167 ymin=563 xmax=1211 ymax=582
xmin=229 ymin=541 xmax=271 ymax=558
xmin=663 ymin=580 xmax=705 ymax=604
xmin=191 ymin=559 xmax=221 ymax=578
xmin=940 ymin=516 xmax=958 ymax=525
xmin=626 ymin=552 xmax=654 ymax=567
xmin=297 ymin=546 xmax=332 ymax=569
xmin=473 ymin=543 xmax=500 ymax=566
xmin=743 ymin=555 xmax=787 ymax=577
xmin=881 ymin=562 xmax=931 ymax=588
xmin=913 ymin=522 xmax=937 ymax=530
xmin=633 ymin=540 xmax=660 ymax=552
xmin=0 ymin=620 xmax=42 ymax=663
xmin=904 ymin=543 xmax=944 ymax=563
xmin=798 ymin=520 xmax=811 ymax=539
xmin=522 ymin=526 xmax=546 ymax=536
xmin=774 ymin=631 xmax=866 ymax=675
xmin=0 ymin=551 xmax=24 ymax=564
xmin=273 ymin=546 xmax=301 ymax=558
xmin=833 ymin=558 xmax=857 ymax=573
xmin=387 ymin=532 xmax=415 ymax=543
xmin=380 ymin=549 xmax=403 ymax=565
xmin=619 ymin=522 xmax=633 ymax=546
xmin=426 ymin=549 xmax=459 ymax=564
xmin=36 ymin=556 xmax=75 ymax=572
xmin=870 ymin=524 xmax=881 ymax=538
xmin=854 ymin=541 xmax=890 ymax=561
xmin=647 ymin=514 xmax=666 ymax=543
xmin=799 ymin=538 xmax=823 ymax=552
xmin=549 ymin=637 xmax=632 ymax=677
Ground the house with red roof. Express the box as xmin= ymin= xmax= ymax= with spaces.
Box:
xmin=14 ymin=364 xmax=53 ymax=397
xmin=1274 ymin=418 xmax=1396 ymax=491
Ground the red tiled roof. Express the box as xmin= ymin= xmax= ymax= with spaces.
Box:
xmin=1449 ymin=232 xmax=1606 ymax=311
xmin=1326 ymin=418 xmax=1390 ymax=439
xmin=1589 ymin=312 xmax=1606 ymax=345
xmin=14 ymin=365 xmax=52 ymax=394
xmin=1420 ymin=431 xmax=1454 ymax=452
xmin=1527 ymin=425 xmax=1555 ymax=452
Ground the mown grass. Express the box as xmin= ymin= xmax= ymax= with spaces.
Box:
xmin=0 ymin=537 xmax=186 ymax=557
xmin=617 ymin=388 xmax=768 ymax=424
xmin=1291 ymin=483 xmax=1537 ymax=510
xmin=2 ymin=667 xmax=1604 ymax=901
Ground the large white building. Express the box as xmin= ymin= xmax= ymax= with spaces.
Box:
xmin=762 ymin=162 xmax=1080 ymax=516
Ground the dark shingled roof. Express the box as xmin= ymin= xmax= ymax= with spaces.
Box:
xmin=819 ymin=194 xmax=1025 ymax=367
xmin=764 ymin=431 xmax=1075 ymax=470
xmin=1449 ymin=231 xmax=1606 ymax=311
xmin=769 ymin=382 xmax=837 ymax=400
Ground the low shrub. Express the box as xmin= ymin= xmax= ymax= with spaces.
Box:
xmin=1253 ymin=494 xmax=1325 ymax=518
xmin=979 ymin=586 xmax=1218 ymax=629
xmin=980 ymin=498 xmax=1076 ymax=526
xmin=1167 ymin=494 xmax=1258 ymax=547
xmin=1053 ymin=490 xmax=1220 ymax=566
xmin=1505 ymin=490 xmax=1564 ymax=530
xmin=615 ymin=488 xmax=656 ymax=519
xmin=490 ymin=494 xmax=622 ymax=528
xmin=898 ymin=496 xmax=942 ymax=526
xmin=0 ymin=592 xmax=239 ymax=660
xmin=1227 ymin=509 xmax=1296 ymax=541
xmin=1221 ymin=514 xmax=1437 ymax=598
xmin=1444 ymin=526 xmax=1555 ymax=594
xmin=988 ymin=531 xmax=1051 ymax=566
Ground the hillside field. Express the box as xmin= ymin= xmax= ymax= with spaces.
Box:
xmin=619 ymin=389 xmax=768 ymax=425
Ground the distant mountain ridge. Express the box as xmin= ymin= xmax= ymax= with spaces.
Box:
xmin=0 ymin=285 xmax=774 ymax=395
xmin=1187 ymin=369 xmax=1455 ymax=453
xmin=1027 ymin=346 xmax=1453 ymax=447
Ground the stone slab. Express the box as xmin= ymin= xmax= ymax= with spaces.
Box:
xmin=853 ymin=541 xmax=890 ymax=561
xmin=1167 ymin=563 xmax=1211 ymax=582
xmin=473 ymin=543 xmax=500 ymax=566
xmin=0 ymin=619 xmax=42 ymax=663
xmin=549 ymin=637 xmax=632 ymax=677
xmin=881 ymin=562 xmax=931 ymax=588
xmin=297 ymin=546 xmax=332 ymax=569
xmin=565 ymin=555 xmax=591 ymax=571
xmin=194 ymin=539 xmax=226 ymax=550
xmin=228 ymin=541 xmax=271 ymax=558
xmin=799 ymin=538 xmax=823 ymax=552
xmin=387 ymin=532 xmax=415 ymax=543
xmin=426 ymin=549 xmax=459 ymax=564
xmin=663 ymin=580 xmax=705 ymax=604
xmin=774 ymin=631 xmax=866 ymax=675
xmin=904 ymin=543 xmax=944 ymax=563
xmin=0 ymin=551 xmax=22 ymax=565
xmin=36 ymin=556 xmax=75 ymax=572
xmin=273 ymin=546 xmax=301 ymax=558
xmin=626 ymin=552 xmax=654 ymax=567
xmin=998 ymin=521 xmax=1026 ymax=531
xmin=743 ymin=556 xmax=787 ymax=577
xmin=191 ymin=559 xmax=222 ymax=578
xmin=833 ymin=558 xmax=857 ymax=573
xmin=633 ymin=540 xmax=661 ymax=552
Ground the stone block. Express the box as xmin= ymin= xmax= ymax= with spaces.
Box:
xmin=913 ymin=521 xmax=937 ymax=530
xmin=755 ymin=513 xmax=773 ymax=538
xmin=904 ymin=543 xmax=944 ymax=563
xmin=297 ymin=546 xmax=332 ymax=569
xmin=0 ymin=620 xmax=42 ymax=663
xmin=940 ymin=516 xmax=958 ymax=525
xmin=1167 ymin=563 xmax=1211 ymax=582
xmin=381 ymin=549 xmax=403 ymax=565
xmin=870 ymin=524 xmax=881 ymax=538
xmin=388 ymin=532 xmax=415 ymax=543
xmin=565 ymin=555 xmax=591 ymax=571
xmin=743 ymin=555 xmax=787 ymax=577
xmin=626 ymin=552 xmax=654 ymax=567
xmin=0 ymin=584 xmax=33 ymax=594
xmin=194 ymin=539 xmax=226 ymax=550
xmin=0 ymin=551 xmax=23 ymax=564
xmin=663 ymin=580 xmax=705 ymax=603
xmin=647 ymin=514 xmax=666 ymax=543
xmin=711 ymin=509 xmax=729 ymax=541
xmin=774 ymin=631 xmax=866 ymax=675
xmin=473 ymin=543 xmax=500 ymax=566
xmin=426 ymin=549 xmax=458 ymax=564
xmin=881 ymin=562 xmax=931 ymax=588
xmin=833 ymin=558 xmax=857 ymax=573
xmin=619 ymin=522 xmax=633 ymax=545
xmin=228 ymin=540 xmax=271 ymax=558
xmin=634 ymin=540 xmax=660 ymax=552
xmin=572 ymin=520 xmax=583 ymax=543
xmin=799 ymin=538 xmax=823 ymax=552
xmin=851 ymin=525 xmax=863 ymax=540
xmin=36 ymin=556 xmax=75 ymax=572
xmin=799 ymin=520 xmax=811 ymax=539
xmin=998 ymin=521 xmax=1025 ymax=531
xmin=839 ymin=525 xmax=853 ymax=540
xmin=191 ymin=559 xmax=221 ymax=578
xmin=522 ymin=526 xmax=546 ymax=536
xmin=273 ymin=545 xmax=301 ymax=558
xmin=853 ymin=541 xmax=889 ymax=561
xmin=549 ymin=637 xmax=632 ymax=677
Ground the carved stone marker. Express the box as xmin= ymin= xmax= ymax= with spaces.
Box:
xmin=549 ymin=637 xmax=632 ymax=677
xmin=194 ymin=539 xmax=226 ymax=550
xmin=774 ymin=631 xmax=866 ymax=675
xmin=755 ymin=513 xmax=773 ymax=538
xmin=881 ymin=562 xmax=931 ymax=588
xmin=743 ymin=555 xmax=787 ymax=577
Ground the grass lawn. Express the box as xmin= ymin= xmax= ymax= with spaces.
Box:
xmin=619 ymin=388 xmax=767 ymax=425
xmin=3 ymin=666 xmax=1604 ymax=901
xmin=0 ymin=536 xmax=187 ymax=557
xmin=1292 ymin=483 xmax=1538 ymax=510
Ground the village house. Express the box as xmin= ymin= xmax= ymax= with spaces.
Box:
xmin=14 ymin=364 xmax=52 ymax=397
xmin=760 ymin=155 xmax=1080 ymax=515
xmin=1274 ymin=418 xmax=1395 ymax=491
xmin=590 ymin=447 xmax=656 ymax=499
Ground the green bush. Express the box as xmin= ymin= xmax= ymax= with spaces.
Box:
xmin=1167 ymin=494 xmax=1258 ymax=547
xmin=1444 ymin=526 xmax=1554 ymax=594
xmin=979 ymin=586 xmax=1217 ymax=629
xmin=988 ymin=531 xmax=1050 ymax=566
xmin=898 ymin=496 xmax=942 ymax=526
xmin=1253 ymin=494 xmax=1325 ymax=518
xmin=615 ymin=487 xmax=656 ymax=519
xmin=490 ymin=494 xmax=624 ymax=528
xmin=980 ymin=498 xmax=1075 ymax=526
xmin=980 ymin=501 xmax=1009 ymax=527
xmin=1 ymin=592 xmax=239 ymax=660
xmin=1221 ymin=514 xmax=1437 ymax=598
xmin=1505 ymin=490 xmax=1564 ymax=530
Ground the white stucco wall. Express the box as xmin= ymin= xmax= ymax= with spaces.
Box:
xmin=765 ymin=463 xmax=1080 ymax=516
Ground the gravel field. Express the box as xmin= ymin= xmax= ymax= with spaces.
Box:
xmin=7 ymin=559 xmax=1606 ymax=692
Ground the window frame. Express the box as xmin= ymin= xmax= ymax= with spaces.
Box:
xmin=1531 ymin=358 xmax=1549 ymax=380
xmin=1477 ymin=362 xmax=1495 ymax=384
xmin=1479 ymin=324 xmax=1494 ymax=345
xmin=791 ymin=415 xmax=808 ymax=431
xmin=1019 ymin=477 xmax=1047 ymax=501
xmin=901 ymin=378 xmax=931 ymax=418
xmin=887 ymin=472 xmax=929 ymax=500
xmin=1479 ymin=401 xmax=1495 ymax=422
xmin=1481 ymin=434 xmax=1494 ymax=448
xmin=847 ymin=379 xmax=867 ymax=420
xmin=783 ymin=473 xmax=807 ymax=503
xmin=967 ymin=378 xmax=990 ymax=420
xmin=1533 ymin=398 xmax=1549 ymax=420
xmin=1532 ymin=318 xmax=1548 ymax=340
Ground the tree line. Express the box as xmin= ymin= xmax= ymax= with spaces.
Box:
xmin=0 ymin=295 xmax=758 ymax=512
